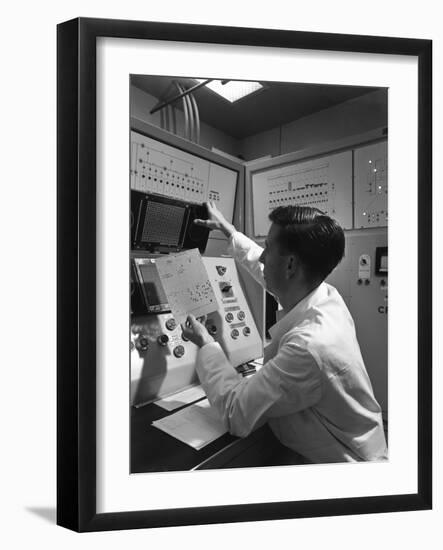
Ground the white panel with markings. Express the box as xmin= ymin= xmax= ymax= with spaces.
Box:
xmin=131 ymin=131 xmax=237 ymax=223
xmin=251 ymin=151 xmax=353 ymax=236
xmin=354 ymin=141 xmax=388 ymax=228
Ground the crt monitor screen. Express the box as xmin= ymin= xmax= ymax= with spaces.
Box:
xmin=140 ymin=200 xmax=186 ymax=248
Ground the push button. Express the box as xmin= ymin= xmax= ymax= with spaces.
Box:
xmin=225 ymin=312 xmax=234 ymax=322
xmin=165 ymin=318 xmax=176 ymax=331
xmin=157 ymin=334 xmax=169 ymax=346
xmin=136 ymin=336 xmax=149 ymax=352
xmin=231 ymin=329 xmax=239 ymax=339
xmin=207 ymin=324 xmax=218 ymax=335
xmin=173 ymin=345 xmax=185 ymax=358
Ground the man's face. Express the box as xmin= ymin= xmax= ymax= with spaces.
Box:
xmin=259 ymin=223 xmax=288 ymax=297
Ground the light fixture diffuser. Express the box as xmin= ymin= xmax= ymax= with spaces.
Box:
xmin=196 ymin=79 xmax=263 ymax=102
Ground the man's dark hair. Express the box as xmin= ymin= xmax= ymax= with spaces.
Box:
xmin=269 ymin=205 xmax=345 ymax=281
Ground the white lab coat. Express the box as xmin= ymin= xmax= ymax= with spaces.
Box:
xmin=196 ymin=231 xmax=388 ymax=463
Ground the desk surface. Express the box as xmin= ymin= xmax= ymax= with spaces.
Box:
xmin=131 ymin=400 xmax=306 ymax=473
xmin=130 ymin=400 xmax=238 ymax=473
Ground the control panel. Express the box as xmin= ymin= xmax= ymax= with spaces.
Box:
xmin=251 ymin=151 xmax=353 ymax=236
xmin=131 ymin=312 xmax=199 ymax=407
xmin=202 ymin=257 xmax=262 ymax=368
xmin=354 ymin=141 xmax=388 ymax=228
xmin=130 ymin=256 xmax=262 ymax=407
xmin=130 ymin=131 xmax=238 ymax=224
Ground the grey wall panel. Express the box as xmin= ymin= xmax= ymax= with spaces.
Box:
xmin=327 ymin=228 xmax=388 ymax=417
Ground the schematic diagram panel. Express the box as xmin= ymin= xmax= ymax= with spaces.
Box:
xmin=354 ymin=141 xmax=388 ymax=228
xmin=130 ymin=131 xmax=237 ymax=223
xmin=251 ymin=151 xmax=352 ymax=237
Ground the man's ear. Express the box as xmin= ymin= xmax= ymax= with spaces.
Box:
xmin=286 ymin=255 xmax=298 ymax=278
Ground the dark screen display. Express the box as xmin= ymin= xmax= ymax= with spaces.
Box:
xmin=138 ymin=261 xmax=169 ymax=310
xmin=141 ymin=201 xmax=185 ymax=246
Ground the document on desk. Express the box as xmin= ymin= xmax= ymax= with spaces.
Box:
xmin=154 ymin=385 xmax=206 ymax=412
xmin=152 ymin=399 xmax=227 ymax=450
xmin=155 ymin=248 xmax=218 ymax=325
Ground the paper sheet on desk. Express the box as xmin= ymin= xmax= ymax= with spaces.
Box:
xmin=154 ymin=385 xmax=206 ymax=412
xmin=155 ymin=248 xmax=218 ymax=325
xmin=152 ymin=399 xmax=227 ymax=450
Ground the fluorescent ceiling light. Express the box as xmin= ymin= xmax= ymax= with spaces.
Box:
xmin=196 ymin=79 xmax=263 ymax=103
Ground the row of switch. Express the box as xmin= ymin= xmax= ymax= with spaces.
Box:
xmin=225 ymin=311 xmax=245 ymax=322
xmin=132 ymin=311 xmax=251 ymax=356
xmin=131 ymin=335 xmax=186 ymax=357
xmin=232 ymin=327 xmax=251 ymax=339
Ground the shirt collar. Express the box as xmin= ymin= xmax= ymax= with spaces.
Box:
xmin=269 ymin=282 xmax=328 ymax=341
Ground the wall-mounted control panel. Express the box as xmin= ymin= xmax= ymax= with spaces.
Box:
xmin=130 ymin=256 xmax=262 ymax=406
xmin=130 ymin=130 xmax=238 ymax=224
xmin=354 ymin=141 xmax=388 ymax=228
xmin=251 ymin=151 xmax=353 ymax=236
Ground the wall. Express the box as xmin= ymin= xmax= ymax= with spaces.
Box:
xmin=131 ymin=85 xmax=241 ymax=157
xmin=241 ymin=89 xmax=387 ymax=160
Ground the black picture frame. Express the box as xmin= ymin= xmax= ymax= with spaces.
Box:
xmin=57 ymin=17 xmax=432 ymax=532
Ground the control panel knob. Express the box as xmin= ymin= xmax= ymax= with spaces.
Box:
xmin=173 ymin=345 xmax=185 ymax=358
xmin=136 ymin=336 xmax=149 ymax=352
xmin=243 ymin=327 xmax=251 ymax=336
xmin=207 ymin=324 xmax=217 ymax=336
xmin=181 ymin=333 xmax=189 ymax=342
xmin=225 ymin=312 xmax=234 ymax=322
xmin=165 ymin=318 xmax=176 ymax=331
xmin=231 ymin=329 xmax=239 ymax=339
xmin=157 ymin=334 xmax=169 ymax=346
xmin=237 ymin=311 xmax=245 ymax=321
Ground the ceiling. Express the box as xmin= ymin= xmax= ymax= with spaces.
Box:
xmin=131 ymin=75 xmax=382 ymax=140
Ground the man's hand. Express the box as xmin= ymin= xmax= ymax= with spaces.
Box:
xmin=194 ymin=201 xmax=236 ymax=238
xmin=181 ymin=314 xmax=215 ymax=348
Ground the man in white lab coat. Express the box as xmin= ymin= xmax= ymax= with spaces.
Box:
xmin=182 ymin=202 xmax=387 ymax=463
